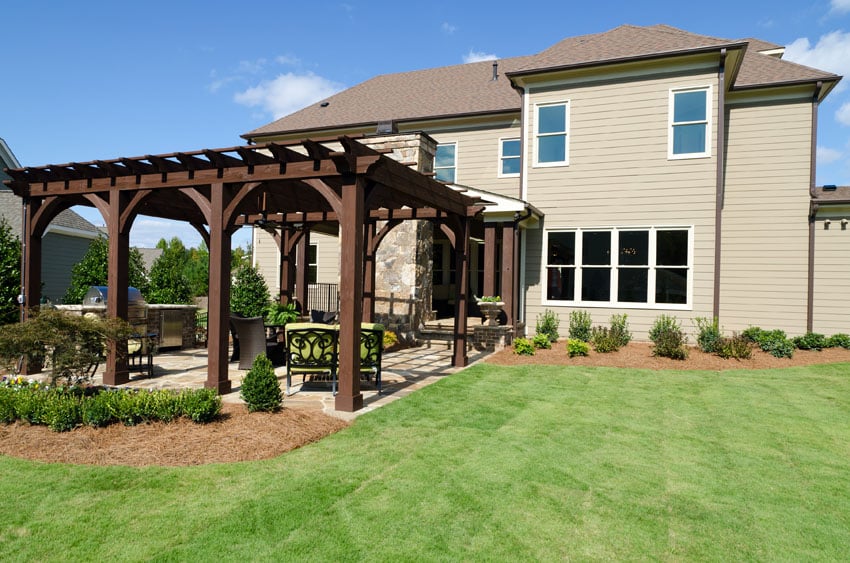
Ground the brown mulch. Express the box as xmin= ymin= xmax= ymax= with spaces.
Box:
xmin=0 ymin=402 xmax=348 ymax=467
xmin=4 ymin=342 xmax=849 ymax=468
xmin=486 ymin=340 xmax=850 ymax=370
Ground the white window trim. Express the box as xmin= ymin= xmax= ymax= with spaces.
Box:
xmin=541 ymin=225 xmax=694 ymax=310
xmin=498 ymin=137 xmax=521 ymax=178
xmin=435 ymin=141 xmax=458 ymax=183
xmin=668 ymin=85 xmax=712 ymax=160
xmin=533 ymin=101 xmax=569 ymax=167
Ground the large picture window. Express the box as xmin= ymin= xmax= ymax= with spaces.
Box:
xmin=535 ymin=102 xmax=569 ymax=165
xmin=435 ymin=143 xmax=457 ymax=183
xmin=669 ymin=87 xmax=710 ymax=158
xmin=545 ymin=227 xmax=692 ymax=307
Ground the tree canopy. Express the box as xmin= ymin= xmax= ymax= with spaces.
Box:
xmin=63 ymin=237 xmax=148 ymax=304
xmin=0 ymin=218 xmax=21 ymax=325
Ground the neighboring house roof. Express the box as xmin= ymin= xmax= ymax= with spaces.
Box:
xmin=245 ymin=24 xmax=840 ymax=140
xmin=135 ymin=247 xmax=163 ymax=271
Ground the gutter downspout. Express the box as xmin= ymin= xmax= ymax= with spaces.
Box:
xmin=807 ymin=81 xmax=823 ymax=333
xmin=513 ymin=207 xmax=533 ymax=334
xmin=712 ymin=49 xmax=727 ymax=320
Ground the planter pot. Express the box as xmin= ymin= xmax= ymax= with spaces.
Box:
xmin=478 ymin=302 xmax=505 ymax=326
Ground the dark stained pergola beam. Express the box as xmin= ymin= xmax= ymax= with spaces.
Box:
xmin=146 ymin=154 xmax=184 ymax=173
xmin=175 ymin=152 xmax=215 ymax=171
xmin=265 ymin=143 xmax=312 ymax=163
xmin=203 ymin=150 xmax=244 ymax=169
xmin=236 ymin=147 xmax=276 ymax=166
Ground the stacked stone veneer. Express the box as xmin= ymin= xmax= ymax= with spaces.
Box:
xmin=363 ymin=133 xmax=437 ymax=342
xmin=55 ymin=304 xmax=197 ymax=350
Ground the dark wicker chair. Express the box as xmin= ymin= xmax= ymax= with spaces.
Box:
xmin=230 ymin=316 xmax=284 ymax=370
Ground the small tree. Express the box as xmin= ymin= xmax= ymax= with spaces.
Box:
xmin=240 ymin=353 xmax=282 ymax=412
xmin=147 ymin=237 xmax=192 ymax=304
xmin=185 ymin=243 xmax=209 ymax=298
xmin=64 ymin=237 xmax=148 ymax=304
xmin=0 ymin=218 xmax=21 ymax=325
xmin=230 ymin=264 xmax=270 ymax=318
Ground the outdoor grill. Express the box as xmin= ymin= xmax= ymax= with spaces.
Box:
xmin=83 ymin=286 xmax=149 ymax=334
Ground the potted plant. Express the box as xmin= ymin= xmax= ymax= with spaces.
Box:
xmin=477 ymin=296 xmax=505 ymax=326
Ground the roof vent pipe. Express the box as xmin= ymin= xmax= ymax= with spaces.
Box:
xmin=492 ymin=61 xmax=498 ymax=81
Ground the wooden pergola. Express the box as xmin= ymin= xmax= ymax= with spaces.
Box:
xmin=3 ymin=136 xmax=483 ymax=412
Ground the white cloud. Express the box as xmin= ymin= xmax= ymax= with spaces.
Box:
xmin=234 ymin=72 xmax=345 ymax=119
xmin=831 ymin=0 xmax=850 ymax=14
xmin=275 ymin=54 xmax=300 ymax=66
xmin=463 ymin=50 xmax=498 ymax=63
xmin=785 ymin=31 xmax=850 ymax=91
xmin=837 ymin=101 xmax=850 ymax=125
xmin=818 ymin=146 xmax=843 ymax=163
xmin=442 ymin=22 xmax=457 ymax=34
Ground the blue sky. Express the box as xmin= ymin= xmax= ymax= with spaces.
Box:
xmin=2 ymin=0 xmax=849 ymax=248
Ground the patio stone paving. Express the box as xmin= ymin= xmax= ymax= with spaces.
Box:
xmin=92 ymin=345 xmax=493 ymax=422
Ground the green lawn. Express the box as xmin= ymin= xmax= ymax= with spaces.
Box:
xmin=2 ymin=362 xmax=850 ymax=561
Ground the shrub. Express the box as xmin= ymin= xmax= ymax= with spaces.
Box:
xmin=827 ymin=333 xmax=850 ymax=349
xmin=793 ymin=332 xmax=827 ymax=351
xmin=609 ymin=314 xmax=632 ymax=348
xmin=716 ymin=332 xmax=753 ymax=359
xmin=180 ymin=388 xmax=222 ymax=423
xmin=513 ymin=337 xmax=535 ymax=356
xmin=81 ymin=391 xmax=118 ymax=427
xmin=649 ymin=315 xmax=688 ymax=360
xmin=0 ymin=218 xmax=21 ymax=325
xmin=264 ymin=302 xmax=299 ymax=326
xmin=535 ymin=309 xmax=560 ymax=343
xmin=741 ymin=326 xmax=763 ymax=343
xmin=590 ymin=326 xmax=619 ymax=353
xmin=531 ymin=333 xmax=551 ymax=350
xmin=46 ymin=393 xmax=82 ymax=432
xmin=747 ymin=329 xmax=794 ymax=358
xmin=230 ymin=264 xmax=271 ymax=318
xmin=14 ymin=387 xmax=52 ymax=424
xmin=134 ymin=389 xmax=182 ymax=423
xmin=568 ymin=310 xmax=592 ymax=342
xmin=383 ymin=330 xmax=399 ymax=349
xmin=694 ymin=317 xmax=722 ymax=353
xmin=0 ymin=387 xmax=16 ymax=423
xmin=566 ymin=338 xmax=590 ymax=358
xmin=240 ymin=353 xmax=282 ymax=412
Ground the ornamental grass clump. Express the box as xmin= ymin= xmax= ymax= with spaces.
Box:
xmin=240 ymin=353 xmax=282 ymax=412
xmin=568 ymin=310 xmax=592 ymax=342
xmin=649 ymin=314 xmax=688 ymax=360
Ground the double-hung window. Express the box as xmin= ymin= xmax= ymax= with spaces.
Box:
xmin=669 ymin=87 xmax=710 ymax=158
xmin=435 ymin=143 xmax=457 ymax=183
xmin=545 ymin=227 xmax=692 ymax=307
xmin=307 ymin=243 xmax=318 ymax=285
xmin=499 ymin=138 xmax=521 ymax=177
xmin=535 ymin=102 xmax=569 ymax=165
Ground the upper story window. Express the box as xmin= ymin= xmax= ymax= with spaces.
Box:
xmin=435 ymin=143 xmax=457 ymax=183
xmin=535 ymin=102 xmax=569 ymax=166
xmin=307 ymin=243 xmax=318 ymax=284
xmin=545 ymin=226 xmax=692 ymax=308
xmin=499 ymin=138 xmax=521 ymax=177
xmin=669 ymin=87 xmax=710 ymax=158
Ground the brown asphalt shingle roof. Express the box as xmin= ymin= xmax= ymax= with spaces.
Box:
xmin=244 ymin=24 xmax=840 ymax=139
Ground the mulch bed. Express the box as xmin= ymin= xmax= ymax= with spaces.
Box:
xmin=485 ymin=340 xmax=850 ymax=370
xmin=0 ymin=402 xmax=348 ymax=467
xmin=4 ymin=342 xmax=849 ymax=468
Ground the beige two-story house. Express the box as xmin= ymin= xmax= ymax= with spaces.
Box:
xmin=244 ymin=24 xmax=844 ymax=339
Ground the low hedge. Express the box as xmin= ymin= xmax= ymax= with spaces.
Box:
xmin=0 ymin=378 xmax=222 ymax=432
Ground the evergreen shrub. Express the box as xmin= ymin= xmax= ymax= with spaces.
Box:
xmin=240 ymin=353 xmax=283 ymax=412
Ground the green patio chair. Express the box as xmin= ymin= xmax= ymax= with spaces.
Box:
xmin=360 ymin=323 xmax=385 ymax=394
xmin=284 ymin=323 xmax=339 ymax=396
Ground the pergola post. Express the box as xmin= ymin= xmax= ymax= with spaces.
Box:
xmin=104 ymin=193 xmax=130 ymax=385
xmin=452 ymin=216 xmax=471 ymax=367
xmin=206 ymin=183 xmax=232 ymax=394
xmin=295 ymin=228 xmax=310 ymax=313
xmin=501 ymin=222 xmax=516 ymax=328
xmin=483 ymin=223 xmax=497 ymax=297
xmin=278 ymin=227 xmax=300 ymax=306
xmin=336 ymin=177 xmax=365 ymax=412
xmin=362 ymin=221 xmax=377 ymax=323
xmin=18 ymin=199 xmax=42 ymax=375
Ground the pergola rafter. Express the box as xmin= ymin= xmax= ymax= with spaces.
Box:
xmin=3 ymin=135 xmax=481 ymax=413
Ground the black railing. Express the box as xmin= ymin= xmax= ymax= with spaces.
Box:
xmin=308 ymin=283 xmax=339 ymax=313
